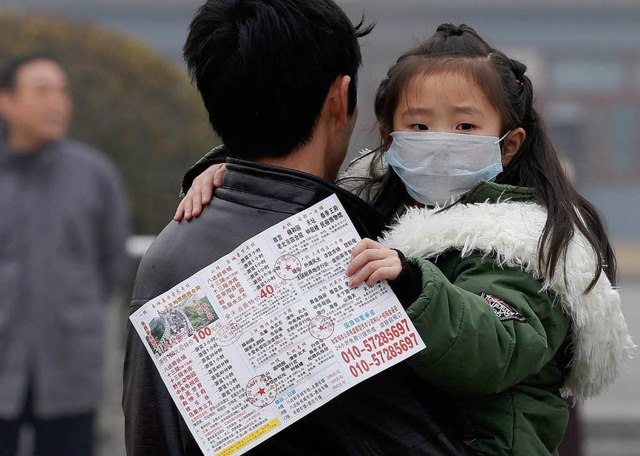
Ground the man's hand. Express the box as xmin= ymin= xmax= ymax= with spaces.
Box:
xmin=174 ymin=163 xmax=226 ymax=221
xmin=345 ymin=238 xmax=402 ymax=288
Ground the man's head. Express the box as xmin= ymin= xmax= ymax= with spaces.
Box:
xmin=0 ymin=56 xmax=72 ymax=151
xmin=183 ymin=0 xmax=371 ymax=171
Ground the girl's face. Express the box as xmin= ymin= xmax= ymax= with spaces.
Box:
xmin=392 ymin=71 xmax=502 ymax=137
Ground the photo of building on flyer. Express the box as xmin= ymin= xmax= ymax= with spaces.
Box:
xmin=147 ymin=296 xmax=218 ymax=357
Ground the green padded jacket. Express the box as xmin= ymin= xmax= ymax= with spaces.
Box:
xmin=381 ymin=182 xmax=634 ymax=455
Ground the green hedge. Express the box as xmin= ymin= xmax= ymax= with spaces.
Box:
xmin=0 ymin=13 xmax=218 ymax=234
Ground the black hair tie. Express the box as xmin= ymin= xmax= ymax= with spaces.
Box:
xmin=510 ymin=59 xmax=527 ymax=80
xmin=436 ymin=23 xmax=464 ymax=37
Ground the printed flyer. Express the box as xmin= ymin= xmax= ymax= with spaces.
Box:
xmin=130 ymin=194 xmax=426 ymax=456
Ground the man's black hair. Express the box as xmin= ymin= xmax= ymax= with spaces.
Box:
xmin=0 ymin=54 xmax=59 ymax=91
xmin=183 ymin=0 xmax=373 ymax=159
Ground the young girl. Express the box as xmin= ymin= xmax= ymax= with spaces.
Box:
xmin=176 ymin=24 xmax=634 ymax=455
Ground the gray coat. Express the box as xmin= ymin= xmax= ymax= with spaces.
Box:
xmin=0 ymin=139 xmax=129 ymax=419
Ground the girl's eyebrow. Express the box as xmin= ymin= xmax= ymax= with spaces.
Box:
xmin=401 ymin=107 xmax=431 ymax=117
xmin=401 ymin=105 xmax=483 ymax=117
xmin=452 ymin=104 xmax=483 ymax=115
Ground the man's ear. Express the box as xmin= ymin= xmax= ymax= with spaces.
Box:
xmin=501 ymin=127 xmax=526 ymax=167
xmin=328 ymin=75 xmax=351 ymax=129
xmin=0 ymin=91 xmax=12 ymax=118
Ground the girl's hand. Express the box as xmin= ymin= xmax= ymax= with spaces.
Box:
xmin=174 ymin=163 xmax=226 ymax=221
xmin=345 ymin=238 xmax=402 ymax=288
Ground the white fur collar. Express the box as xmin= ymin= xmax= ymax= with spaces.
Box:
xmin=381 ymin=200 xmax=635 ymax=400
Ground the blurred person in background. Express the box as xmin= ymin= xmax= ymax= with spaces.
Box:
xmin=0 ymin=55 xmax=129 ymax=456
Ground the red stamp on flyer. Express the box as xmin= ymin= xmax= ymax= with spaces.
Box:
xmin=274 ymin=254 xmax=302 ymax=280
xmin=308 ymin=314 xmax=334 ymax=340
xmin=213 ymin=322 xmax=243 ymax=346
xmin=245 ymin=374 xmax=278 ymax=408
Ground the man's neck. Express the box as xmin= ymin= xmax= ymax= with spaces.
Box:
xmin=7 ymin=130 xmax=48 ymax=153
xmin=255 ymin=139 xmax=330 ymax=180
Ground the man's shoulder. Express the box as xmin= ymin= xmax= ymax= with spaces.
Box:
xmin=132 ymin=222 xmax=187 ymax=303
xmin=131 ymin=191 xmax=302 ymax=305
xmin=131 ymin=206 xmax=249 ymax=304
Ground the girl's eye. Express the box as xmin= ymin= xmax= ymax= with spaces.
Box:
xmin=456 ymin=123 xmax=474 ymax=131
xmin=411 ymin=123 xmax=428 ymax=131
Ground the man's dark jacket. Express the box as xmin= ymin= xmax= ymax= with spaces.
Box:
xmin=123 ymin=158 xmax=467 ymax=455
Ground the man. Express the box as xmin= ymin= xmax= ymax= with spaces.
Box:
xmin=123 ymin=1 xmax=467 ymax=454
xmin=0 ymin=56 xmax=129 ymax=456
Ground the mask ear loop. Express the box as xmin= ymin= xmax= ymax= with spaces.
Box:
xmin=494 ymin=130 xmax=512 ymax=144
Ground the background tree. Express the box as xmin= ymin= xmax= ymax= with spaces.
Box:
xmin=0 ymin=13 xmax=218 ymax=234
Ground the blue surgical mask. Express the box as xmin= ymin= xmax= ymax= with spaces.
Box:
xmin=385 ymin=131 xmax=508 ymax=206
